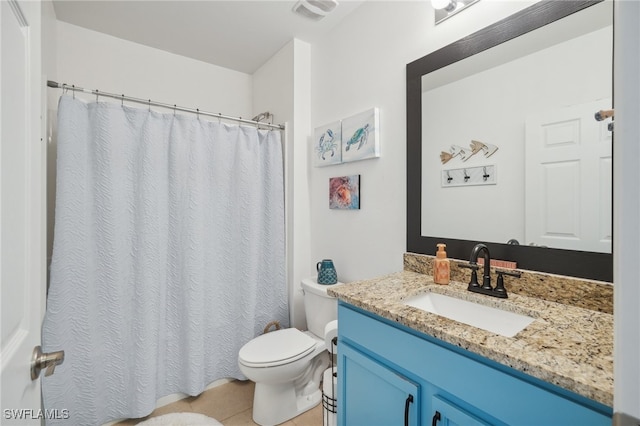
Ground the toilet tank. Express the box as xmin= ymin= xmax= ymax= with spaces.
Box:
xmin=301 ymin=277 xmax=341 ymax=338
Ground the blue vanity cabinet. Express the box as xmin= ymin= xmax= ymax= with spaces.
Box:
xmin=337 ymin=302 xmax=612 ymax=426
xmin=431 ymin=395 xmax=492 ymax=426
xmin=340 ymin=343 xmax=419 ymax=426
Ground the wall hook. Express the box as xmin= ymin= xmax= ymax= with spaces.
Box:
xmin=483 ymin=166 xmax=490 ymax=181
xmin=441 ymin=165 xmax=496 ymax=188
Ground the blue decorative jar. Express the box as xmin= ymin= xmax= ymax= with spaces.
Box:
xmin=316 ymin=259 xmax=338 ymax=285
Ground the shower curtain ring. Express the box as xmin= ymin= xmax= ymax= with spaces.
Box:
xmin=121 ymin=94 xmax=125 ymax=107
xmin=173 ymin=105 xmax=176 ymax=116
xmin=72 ymin=85 xmax=75 ymax=99
xmin=148 ymin=99 xmax=151 ymax=112
xmin=95 ymin=89 xmax=99 ymax=102
xmin=197 ymin=108 xmax=200 ymax=119
xmin=218 ymin=113 xmax=222 ymax=124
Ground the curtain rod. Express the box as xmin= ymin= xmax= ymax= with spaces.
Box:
xmin=47 ymin=80 xmax=285 ymax=131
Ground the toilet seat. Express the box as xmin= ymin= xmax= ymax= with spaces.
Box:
xmin=239 ymin=328 xmax=317 ymax=368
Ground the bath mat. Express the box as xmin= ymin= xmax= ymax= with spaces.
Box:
xmin=137 ymin=412 xmax=222 ymax=426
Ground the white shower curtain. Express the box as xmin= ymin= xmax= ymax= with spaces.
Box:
xmin=42 ymin=96 xmax=288 ymax=425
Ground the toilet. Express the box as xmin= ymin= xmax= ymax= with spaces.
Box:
xmin=238 ymin=277 xmax=341 ymax=426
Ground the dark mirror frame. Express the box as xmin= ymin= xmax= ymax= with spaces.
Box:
xmin=406 ymin=0 xmax=613 ymax=282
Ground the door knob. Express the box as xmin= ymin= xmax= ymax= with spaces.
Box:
xmin=30 ymin=345 xmax=64 ymax=380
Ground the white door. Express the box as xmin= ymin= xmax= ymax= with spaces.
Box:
xmin=525 ymin=99 xmax=612 ymax=253
xmin=1 ymin=0 xmax=47 ymax=424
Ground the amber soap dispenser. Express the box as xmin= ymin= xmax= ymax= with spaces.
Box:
xmin=433 ymin=243 xmax=450 ymax=285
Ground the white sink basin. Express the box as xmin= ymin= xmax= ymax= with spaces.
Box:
xmin=403 ymin=292 xmax=535 ymax=337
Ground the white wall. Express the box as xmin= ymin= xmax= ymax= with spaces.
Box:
xmin=42 ymin=1 xmax=58 ymax=274
xmin=253 ymin=39 xmax=313 ymax=329
xmin=55 ymin=22 xmax=252 ymax=117
xmin=42 ymin=1 xmax=57 ymax=90
xmin=310 ymin=1 xmax=536 ymax=282
xmin=289 ymin=40 xmax=313 ymax=329
xmin=613 ymin=0 xmax=640 ymax=419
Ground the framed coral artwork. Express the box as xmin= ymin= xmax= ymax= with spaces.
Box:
xmin=341 ymin=108 xmax=380 ymax=163
xmin=329 ymin=175 xmax=360 ymax=210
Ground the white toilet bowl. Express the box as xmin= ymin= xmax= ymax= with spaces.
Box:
xmin=238 ymin=328 xmax=329 ymax=425
xmin=238 ymin=277 xmax=342 ymax=426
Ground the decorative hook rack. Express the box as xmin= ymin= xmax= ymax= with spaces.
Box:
xmin=441 ymin=165 xmax=497 ymax=187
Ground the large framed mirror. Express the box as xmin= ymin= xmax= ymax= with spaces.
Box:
xmin=407 ymin=0 xmax=613 ymax=281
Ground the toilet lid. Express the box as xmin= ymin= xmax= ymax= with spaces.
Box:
xmin=239 ymin=328 xmax=317 ymax=368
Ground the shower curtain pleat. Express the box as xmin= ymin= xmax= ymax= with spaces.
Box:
xmin=42 ymin=96 xmax=288 ymax=425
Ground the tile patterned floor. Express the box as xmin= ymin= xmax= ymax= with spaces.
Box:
xmin=114 ymin=380 xmax=324 ymax=426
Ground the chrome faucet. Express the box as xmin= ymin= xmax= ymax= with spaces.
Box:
xmin=460 ymin=243 xmax=520 ymax=299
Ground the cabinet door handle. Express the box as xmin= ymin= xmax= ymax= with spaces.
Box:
xmin=432 ymin=410 xmax=441 ymax=426
xmin=404 ymin=394 xmax=414 ymax=426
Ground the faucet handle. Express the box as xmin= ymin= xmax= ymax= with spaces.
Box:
xmin=495 ymin=268 xmax=521 ymax=278
xmin=459 ymin=262 xmax=480 ymax=289
xmin=494 ymin=269 xmax=520 ymax=297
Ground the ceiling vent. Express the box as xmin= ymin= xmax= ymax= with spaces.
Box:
xmin=292 ymin=0 xmax=339 ymax=20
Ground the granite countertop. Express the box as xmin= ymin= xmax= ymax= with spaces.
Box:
xmin=328 ymin=270 xmax=613 ymax=407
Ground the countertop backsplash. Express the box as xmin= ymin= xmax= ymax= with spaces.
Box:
xmin=404 ymin=252 xmax=613 ymax=314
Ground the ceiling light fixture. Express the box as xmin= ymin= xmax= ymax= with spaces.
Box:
xmin=292 ymin=0 xmax=339 ymax=21
xmin=432 ymin=0 xmax=457 ymax=12
xmin=432 ymin=0 xmax=480 ymax=25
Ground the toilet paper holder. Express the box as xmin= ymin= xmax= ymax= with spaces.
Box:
xmin=322 ymin=335 xmax=338 ymax=425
